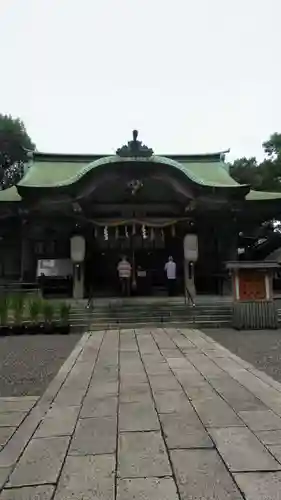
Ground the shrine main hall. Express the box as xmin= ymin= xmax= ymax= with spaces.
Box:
xmin=1 ymin=131 xmax=281 ymax=299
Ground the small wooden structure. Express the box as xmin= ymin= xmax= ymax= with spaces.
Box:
xmin=226 ymin=261 xmax=279 ymax=329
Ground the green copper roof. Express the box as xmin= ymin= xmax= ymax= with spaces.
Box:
xmin=18 ymin=153 xmax=241 ymax=189
xmin=2 ymin=151 xmax=281 ymax=203
xmin=0 ymin=186 xmax=22 ymax=202
xmin=246 ymin=190 xmax=281 ymax=201
xmin=18 ymin=160 xmax=88 ymax=188
xmin=179 ymin=160 xmax=238 ymax=187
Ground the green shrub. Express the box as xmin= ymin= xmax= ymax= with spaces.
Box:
xmin=43 ymin=301 xmax=54 ymax=323
xmin=11 ymin=295 xmax=24 ymax=325
xmin=59 ymin=302 xmax=71 ymax=323
xmin=0 ymin=296 xmax=9 ymax=325
xmin=29 ymin=299 xmax=42 ymax=323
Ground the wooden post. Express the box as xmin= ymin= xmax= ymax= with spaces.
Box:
xmin=70 ymin=235 xmax=86 ymax=300
xmin=73 ymin=263 xmax=84 ymax=300
xmin=183 ymin=234 xmax=198 ymax=302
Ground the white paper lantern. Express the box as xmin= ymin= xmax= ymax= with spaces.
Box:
xmin=70 ymin=235 xmax=86 ymax=263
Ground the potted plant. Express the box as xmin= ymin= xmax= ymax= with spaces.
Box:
xmin=0 ymin=296 xmax=9 ymax=336
xmin=59 ymin=302 xmax=71 ymax=334
xmin=28 ymin=298 xmax=42 ymax=334
xmin=11 ymin=294 xmax=25 ymax=335
xmin=42 ymin=301 xmax=55 ymax=333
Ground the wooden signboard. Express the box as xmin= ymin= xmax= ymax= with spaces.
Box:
xmin=238 ymin=270 xmax=266 ymax=301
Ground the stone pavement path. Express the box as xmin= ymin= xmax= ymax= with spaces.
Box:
xmin=1 ymin=328 xmax=281 ymax=499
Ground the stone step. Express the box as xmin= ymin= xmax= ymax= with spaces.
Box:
xmin=87 ymin=320 xmax=232 ymax=330
xmin=69 ymin=316 xmax=232 ymax=329
xmin=70 ymin=307 xmax=232 ymax=313
xmin=86 ymin=303 xmax=232 ymax=309
xmin=71 ymin=314 xmax=231 ymax=322
xmin=70 ymin=309 xmax=232 ymax=316
xmin=69 ymin=300 xmax=233 ymax=328
xmin=83 ymin=309 xmax=229 ymax=316
xmin=68 ymin=303 xmax=281 ymax=330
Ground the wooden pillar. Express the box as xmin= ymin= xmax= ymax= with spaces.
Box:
xmin=71 ymin=235 xmax=86 ymax=300
xmin=72 ymin=263 xmax=84 ymax=300
xmin=183 ymin=234 xmax=198 ymax=302
xmin=184 ymin=260 xmax=196 ymax=299
xmin=20 ymin=238 xmax=33 ymax=281
xmin=216 ymin=219 xmax=238 ymax=295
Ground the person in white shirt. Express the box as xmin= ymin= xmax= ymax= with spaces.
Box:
xmin=164 ymin=256 xmax=177 ymax=296
xmin=117 ymin=256 xmax=132 ymax=296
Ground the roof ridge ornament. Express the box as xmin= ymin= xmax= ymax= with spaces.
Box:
xmin=116 ymin=130 xmax=154 ymax=158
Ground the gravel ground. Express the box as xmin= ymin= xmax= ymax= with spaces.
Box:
xmin=204 ymin=328 xmax=281 ymax=383
xmin=0 ymin=334 xmax=81 ymax=397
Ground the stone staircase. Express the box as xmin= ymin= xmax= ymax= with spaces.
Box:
xmin=69 ymin=298 xmax=234 ymax=330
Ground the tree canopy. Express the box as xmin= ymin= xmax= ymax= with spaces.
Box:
xmin=0 ymin=114 xmax=35 ymax=189
xmin=230 ymin=133 xmax=281 ymax=192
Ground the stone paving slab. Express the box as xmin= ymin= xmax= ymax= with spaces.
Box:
xmin=0 ymin=430 xmax=16 ymax=451
xmin=2 ymin=327 xmax=281 ymax=499
xmin=159 ymin=412 xmax=214 ymax=449
xmin=207 ymin=375 xmax=267 ymax=412
xmin=149 ymin=374 xmax=182 ymax=391
xmin=0 ymin=410 xmax=48 ymax=468
xmin=171 ymin=449 xmax=243 ymax=499
xmin=153 ymin=389 xmax=193 ymax=413
xmin=268 ymin=444 xmax=281 ymax=462
xmin=54 ymin=454 xmax=115 ymax=500
xmin=0 ymin=414 xmax=27 ymax=429
xmin=117 ymin=477 xmax=179 ymax=500
xmin=238 ymin=409 xmax=281 ymax=431
xmin=119 ymin=401 xmax=160 ymax=431
xmin=191 ymin=396 xmax=244 ymax=428
xmin=34 ymin=406 xmax=80 ymax=438
xmin=69 ymin=416 xmax=117 ymax=456
xmin=209 ymin=426 xmax=281 ymax=472
xmin=87 ymin=382 xmax=118 ymax=398
xmin=119 ymin=386 xmax=152 ymax=404
xmin=0 ymin=399 xmax=38 ymax=414
xmin=256 ymin=428 xmax=281 ymax=445
xmin=234 ymin=471 xmax=281 ymax=499
xmin=0 ymin=469 xmax=11 ymax=492
xmin=0 ymin=485 xmax=55 ymax=500
xmin=80 ymin=395 xmax=118 ymax=418
xmin=118 ymin=431 xmax=171 ymax=478
xmin=7 ymin=436 xmax=70 ymax=487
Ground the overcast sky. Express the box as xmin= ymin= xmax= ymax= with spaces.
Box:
xmin=0 ymin=0 xmax=280 ymax=161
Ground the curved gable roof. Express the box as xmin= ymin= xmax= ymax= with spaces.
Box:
xmin=1 ymin=153 xmax=281 ymax=204
xmin=0 ymin=186 xmax=22 ymax=202
xmin=18 ymin=152 xmax=243 ymax=190
xmin=246 ymin=190 xmax=281 ymax=201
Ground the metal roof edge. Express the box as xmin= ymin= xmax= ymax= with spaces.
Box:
xmin=31 ymin=150 xmax=230 ymax=164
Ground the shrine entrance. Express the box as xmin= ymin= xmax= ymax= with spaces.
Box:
xmin=84 ymin=226 xmax=184 ymax=297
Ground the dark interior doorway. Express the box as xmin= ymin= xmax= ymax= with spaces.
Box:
xmin=85 ymin=236 xmax=184 ymax=297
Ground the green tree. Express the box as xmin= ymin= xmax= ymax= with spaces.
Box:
xmin=0 ymin=114 xmax=35 ymax=189
xmin=259 ymin=133 xmax=281 ymax=191
xmin=229 ymin=133 xmax=281 ymax=192
xmin=263 ymin=133 xmax=281 ymax=159
xmin=258 ymin=158 xmax=281 ymax=192
xmin=229 ymin=157 xmax=262 ymax=189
